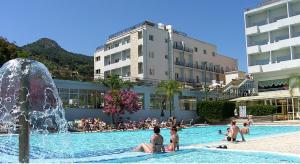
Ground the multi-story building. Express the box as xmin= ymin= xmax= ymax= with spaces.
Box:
xmin=234 ymin=0 xmax=300 ymax=120
xmin=94 ymin=21 xmax=237 ymax=85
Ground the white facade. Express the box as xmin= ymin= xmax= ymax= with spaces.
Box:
xmin=245 ymin=0 xmax=300 ymax=75
xmin=94 ymin=21 xmax=237 ymax=85
xmin=242 ymin=0 xmax=300 ymax=120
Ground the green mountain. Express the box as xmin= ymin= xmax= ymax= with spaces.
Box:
xmin=0 ymin=37 xmax=94 ymax=81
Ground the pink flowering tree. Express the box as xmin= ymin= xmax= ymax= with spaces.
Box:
xmin=103 ymin=90 xmax=141 ymax=125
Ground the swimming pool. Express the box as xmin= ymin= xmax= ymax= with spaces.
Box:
xmin=1 ymin=125 xmax=300 ymax=163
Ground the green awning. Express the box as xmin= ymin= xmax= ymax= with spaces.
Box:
xmin=258 ymin=79 xmax=288 ymax=87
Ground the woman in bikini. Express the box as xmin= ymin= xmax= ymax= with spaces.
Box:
xmin=165 ymin=126 xmax=179 ymax=152
xmin=134 ymin=126 xmax=165 ymax=153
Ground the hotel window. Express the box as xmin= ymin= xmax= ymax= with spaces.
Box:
xmin=165 ymin=55 xmax=168 ymax=59
xmin=175 ymin=73 xmax=179 ymax=79
xmin=138 ymin=93 xmax=145 ymax=110
xmin=138 ymin=31 xmax=142 ymax=39
xmin=96 ymin=56 xmax=101 ymax=61
xmin=95 ymin=69 xmax=101 ymax=74
xmin=179 ymin=96 xmax=197 ymax=110
xmin=212 ymin=52 xmax=216 ymax=56
xmin=203 ymin=49 xmax=207 ymax=54
xmin=149 ymin=35 xmax=154 ymax=41
xmin=165 ymin=71 xmax=168 ymax=76
xmin=194 ymin=47 xmax=198 ymax=52
xmin=165 ymin=38 xmax=168 ymax=43
xmin=138 ymin=45 xmax=143 ymax=56
xmin=149 ymin=51 xmax=155 ymax=58
xmin=150 ymin=94 xmax=167 ymax=110
xmin=149 ymin=68 xmax=155 ymax=75
xmin=226 ymin=66 xmax=230 ymax=72
xmin=138 ymin=62 xmax=143 ymax=74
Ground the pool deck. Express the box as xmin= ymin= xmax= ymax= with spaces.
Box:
xmin=224 ymin=132 xmax=300 ymax=156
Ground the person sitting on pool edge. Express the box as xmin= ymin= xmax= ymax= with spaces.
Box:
xmin=227 ymin=120 xmax=245 ymax=142
xmin=165 ymin=126 xmax=179 ymax=152
xmin=134 ymin=126 xmax=165 ymax=153
xmin=240 ymin=122 xmax=250 ymax=135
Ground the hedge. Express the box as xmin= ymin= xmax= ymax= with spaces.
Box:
xmin=197 ymin=101 xmax=235 ymax=123
xmin=246 ymin=105 xmax=276 ymax=116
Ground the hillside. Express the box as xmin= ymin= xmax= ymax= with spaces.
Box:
xmin=0 ymin=37 xmax=94 ymax=81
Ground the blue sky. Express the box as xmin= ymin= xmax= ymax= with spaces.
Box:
xmin=0 ymin=0 xmax=262 ymax=72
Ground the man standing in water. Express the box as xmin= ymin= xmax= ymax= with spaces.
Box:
xmin=227 ymin=120 xmax=245 ymax=142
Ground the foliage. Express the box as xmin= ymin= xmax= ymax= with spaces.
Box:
xmin=0 ymin=37 xmax=29 ymax=66
xmin=197 ymin=100 xmax=235 ymax=123
xmin=98 ymin=74 xmax=133 ymax=91
xmin=288 ymin=74 xmax=300 ymax=96
xmin=100 ymin=75 xmax=138 ymax=124
xmin=246 ymin=105 xmax=276 ymax=116
xmin=156 ymin=80 xmax=182 ymax=117
xmin=0 ymin=37 xmax=93 ymax=81
xmin=103 ymin=90 xmax=141 ymax=124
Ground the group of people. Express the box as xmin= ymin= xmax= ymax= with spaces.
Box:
xmin=71 ymin=117 xmax=189 ymax=132
xmin=134 ymin=126 xmax=179 ymax=153
xmin=219 ymin=120 xmax=251 ymax=142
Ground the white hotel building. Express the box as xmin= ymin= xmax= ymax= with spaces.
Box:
xmin=94 ymin=21 xmax=237 ymax=85
xmin=234 ymin=0 xmax=300 ymax=120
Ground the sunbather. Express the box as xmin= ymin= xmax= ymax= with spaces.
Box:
xmin=134 ymin=126 xmax=165 ymax=153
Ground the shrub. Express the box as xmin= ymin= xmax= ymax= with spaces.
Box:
xmin=246 ymin=105 xmax=276 ymax=116
xmin=197 ymin=101 xmax=235 ymax=123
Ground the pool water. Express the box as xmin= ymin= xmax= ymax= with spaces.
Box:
xmin=1 ymin=125 xmax=300 ymax=163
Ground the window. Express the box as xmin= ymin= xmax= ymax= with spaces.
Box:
xmin=95 ymin=56 xmax=101 ymax=61
xmin=138 ymin=31 xmax=142 ymax=39
xmin=138 ymin=62 xmax=143 ymax=74
xmin=165 ymin=55 xmax=168 ymax=59
xmin=175 ymin=73 xmax=179 ymax=79
xmin=165 ymin=38 xmax=168 ymax=43
xmin=165 ymin=71 xmax=168 ymax=76
xmin=95 ymin=69 xmax=101 ymax=74
xmin=149 ymin=68 xmax=155 ymax=75
xmin=149 ymin=35 xmax=154 ymax=41
xmin=203 ymin=49 xmax=207 ymax=54
xmin=194 ymin=47 xmax=198 ymax=52
xmin=138 ymin=45 xmax=143 ymax=56
xmin=179 ymin=96 xmax=197 ymax=110
xmin=150 ymin=94 xmax=167 ymax=110
xmin=149 ymin=51 xmax=155 ymax=58
xmin=212 ymin=52 xmax=216 ymax=56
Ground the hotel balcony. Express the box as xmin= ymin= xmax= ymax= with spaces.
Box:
xmin=246 ymin=15 xmax=300 ymax=35
xmin=104 ymin=58 xmax=131 ymax=72
xmin=248 ymin=58 xmax=300 ymax=74
xmin=247 ymin=36 xmax=300 ymax=54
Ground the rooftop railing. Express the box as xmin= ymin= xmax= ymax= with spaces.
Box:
xmin=245 ymin=0 xmax=283 ymax=12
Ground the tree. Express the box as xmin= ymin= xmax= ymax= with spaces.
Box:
xmin=99 ymin=74 xmax=133 ymax=91
xmin=156 ymin=80 xmax=182 ymax=117
xmin=100 ymin=74 xmax=140 ymax=125
xmin=288 ymin=74 xmax=300 ymax=96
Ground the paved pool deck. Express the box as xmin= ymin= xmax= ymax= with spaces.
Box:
xmin=224 ymin=132 xmax=300 ymax=156
xmin=195 ymin=121 xmax=300 ymax=157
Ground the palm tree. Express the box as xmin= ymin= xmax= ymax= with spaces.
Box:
xmin=99 ymin=74 xmax=125 ymax=91
xmin=156 ymin=80 xmax=182 ymax=117
xmin=288 ymin=74 xmax=300 ymax=96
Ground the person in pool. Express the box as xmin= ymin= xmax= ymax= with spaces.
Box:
xmin=165 ymin=126 xmax=179 ymax=152
xmin=227 ymin=120 xmax=245 ymax=142
xmin=240 ymin=122 xmax=250 ymax=135
xmin=134 ymin=126 xmax=165 ymax=153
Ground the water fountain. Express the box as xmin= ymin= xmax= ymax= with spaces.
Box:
xmin=0 ymin=58 xmax=67 ymax=162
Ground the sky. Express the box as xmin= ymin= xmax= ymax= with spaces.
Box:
xmin=0 ymin=0 xmax=262 ymax=72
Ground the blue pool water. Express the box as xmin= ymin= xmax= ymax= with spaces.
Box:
xmin=1 ymin=125 xmax=300 ymax=163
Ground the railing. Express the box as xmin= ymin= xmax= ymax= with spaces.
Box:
xmin=258 ymin=86 xmax=287 ymax=92
xmin=108 ymin=21 xmax=155 ymax=39
xmin=245 ymin=0 xmax=282 ymax=11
